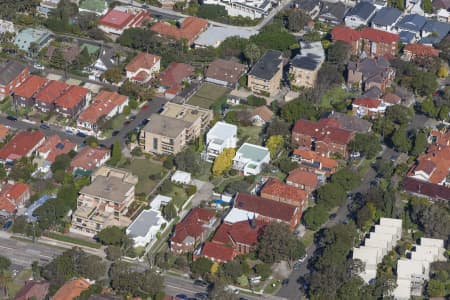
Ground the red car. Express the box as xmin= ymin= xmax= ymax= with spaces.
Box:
xmin=142 ymin=105 xmax=149 ymax=110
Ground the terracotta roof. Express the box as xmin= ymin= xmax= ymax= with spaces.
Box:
xmin=205 ymin=59 xmax=246 ymax=85
xmin=171 ymin=208 xmax=215 ymax=244
xmin=52 ymin=278 xmax=90 ymax=300
xmin=234 ymin=193 xmax=299 ymax=223
xmin=261 ymin=178 xmax=308 ymax=205
xmin=70 ymin=146 xmax=110 ymax=171
xmin=35 ymin=80 xmax=69 ymax=104
xmin=293 ymin=148 xmax=338 ymax=169
xmin=292 ymin=118 xmax=354 ymax=145
xmin=353 ymin=97 xmax=382 ymax=109
xmin=1 ymin=182 xmax=30 ymax=203
xmin=430 ymin=129 xmax=450 ymax=147
xmin=37 ymin=135 xmax=76 ymax=162
xmin=403 ymin=177 xmax=450 ymax=201
xmin=150 ymin=17 xmax=208 ymax=43
xmin=99 ymin=9 xmax=135 ymax=29
xmin=13 ymin=75 xmax=48 ymax=99
xmin=409 ymin=145 xmax=450 ymax=184
xmin=126 ymin=52 xmax=161 ymax=73
xmin=78 ymin=91 xmax=128 ymax=124
xmin=360 ymin=27 xmax=399 ymax=44
xmin=0 ymin=124 xmax=9 ymax=141
xmin=331 ymin=26 xmax=361 ymax=44
xmin=382 ymin=93 xmax=401 ymax=105
xmin=212 ymin=219 xmax=265 ymax=247
xmin=286 ymin=168 xmax=319 ymax=188
xmin=0 ymin=130 xmax=45 ymax=161
xmin=0 ymin=196 xmax=16 ymax=213
xmin=404 ymin=43 xmax=440 ymax=57
xmin=201 ymin=241 xmax=235 ymax=262
xmin=55 ymin=85 xmax=90 ymax=109
xmin=250 ymin=106 xmax=274 ymax=122
xmin=159 ymin=62 xmax=193 ymax=94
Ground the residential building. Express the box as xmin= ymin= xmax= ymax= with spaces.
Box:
xmin=36 ymin=135 xmax=77 ymax=173
xmin=171 ymin=208 xmax=216 ymax=253
xmin=293 ymin=0 xmax=322 ymax=18
xmin=353 ymin=218 xmax=402 ymax=283
xmin=0 ymin=131 xmax=45 ymax=163
xmin=14 ymin=280 xmax=50 ymax=300
xmin=291 ymin=148 xmax=338 ymax=177
xmin=232 ymin=143 xmax=270 ymax=176
xmin=52 ymin=278 xmax=91 ymax=300
xmin=331 ymin=26 xmax=362 ymax=56
xmin=318 ymin=2 xmax=348 ymax=26
xmin=0 ymin=182 xmax=31 ymax=218
xmin=71 ymin=166 xmax=138 ymax=236
xmin=77 ymin=91 xmax=129 ymax=133
xmin=393 ymin=238 xmax=446 ymax=299
xmin=396 ymin=14 xmax=426 ymax=42
xmin=433 ymin=0 xmax=450 ymax=9
xmin=158 ymin=62 xmax=193 ymax=99
xmin=408 ymin=144 xmax=450 ymax=187
xmin=403 ymin=177 xmax=450 ymax=201
xmin=140 ymin=104 xmax=213 ymax=155
xmin=352 ymin=97 xmax=387 ymax=118
xmin=420 ymin=20 xmax=450 ymax=44
xmin=0 ymin=125 xmax=9 ymax=142
xmin=402 ymin=43 xmax=440 ymax=61
xmin=150 ymin=194 xmax=172 ymax=210
xmin=260 ymin=177 xmax=308 ymax=208
xmin=371 ymin=7 xmax=402 ymax=33
xmin=150 ymin=17 xmax=208 ymax=45
xmin=197 ymin=241 xmax=236 ymax=263
xmin=202 ymin=0 xmax=271 ymax=19
xmin=344 ymin=2 xmax=376 ymax=29
xmin=55 ymin=85 xmax=91 ymax=118
xmin=360 ymin=27 xmax=399 ymax=58
xmin=125 ymin=52 xmax=161 ymax=84
xmin=37 ymin=0 xmax=60 ymax=17
xmin=126 ymin=209 xmax=167 ymax=247
xmin=0 ymin=61 xmax=29 ymax=99
xmin=195 ymin=26 xmax=256 ymax=48
xmin=248 ymin=50 xmax=283 ymax=96
xmin=99 ymin=7 xmax=150 ymax=35
xmin=347 ymin=57 xmax=395 ymax=92
xmin=289 ymin=41 xmax=325 ymax=88
xmin=79 ymin=0 xmax=108 ymax=15
xmin=13 ymin=75 xmax=48 ymax=108
xmin=171 ymin=170 xmax=192 ymax=185
xmin=205 ymin=59 xmax=246 ymax=87
xmin=223 ymin=193 xmax=302 ymax=230
xmin=70 ymin=146 xmax=111 ymax=176
xmin=34 ymin=80 xmax=70 ymax=113
xmin=382 ymin=93 xmax=402 ymax=105
xmin=14 ymin=28 xmax=53 ymax=55
xmin=291 ymin=118 xmax=354 ymax=158
xmin=286 ymin=168 xmax=319 ymax=194
xmin=0 ymin=20 xmax=14 ymax=34
xmin=202 ymin=121 xmax=238 ymax=162
xmin=328 ymin=111 xmax=372 ymax=133
xmin=249 ymin=106 xmax=273 ymax=126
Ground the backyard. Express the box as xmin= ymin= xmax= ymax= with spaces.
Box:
xmin=125 ymin=158 xmax=167 ymax=195
xmin=238 ymin=125 xmax=263 ymax=145
xmin=187 ymin=83 xmax=230 ymax=110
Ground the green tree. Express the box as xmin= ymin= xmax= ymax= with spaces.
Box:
xmin=303 ymin=204 xmax=328 ymax=230
xmin=0 ymin=164 xmax=6 ymax=180
xmin=101 ymin=67 xmax=122 ymax=84
xmin=96 ymin=226 xmax=128 ymax=246
xmin=191 ymin=257 xmax=213 ymax=277
xmin=411 ymin=129 xmax=428 ymax=156
xmin=266 ymin=117 xmax=290 ymax=136
xmin=246 ymin=95 xmax=266 ymax=106
xmin=175 ymin=147 xmax=201 ymax=174
xmin=421 ymin=98 xmax=438 ymax=118
xmin=109 ymin=140 xmax=122 ymax=166
xmin=349 ymin=133 xmax=382 ymax=159
xmin=76 ymin=47 xmax=91 ymax=68
xmin=243 ymin=43 xmax=261 ymax=66
xmin=422 ymin=0 xmax=433 ymax=13
xmin=265 ymin=135 xmax=284 ymax=159
xmin=316 ymin=182 xmax=346 ymax=208
xmin=331 ymin=168 xmax=360 ymax=190
xmin=385 ymin=105 xmax=413 ymax=126
xmin=287 ymin=9 xmax=310 ymax=32
xmin=9 ymin=157 xmax=35 ymax=182
xmin=426 ymin=279 xmax=445 ymax=297
xmin=197 ymin=4 xmax=228 ymax=22
xmin=212 ymin=148 xmax=236 ymax=176
xmin=250 ymin=21 xmax=298 ymax=52
xmin=327 ymin=41 xmax=352 ymax=68
xmin=0 ymin=256 xmax=11 ymax=272
xmin=51 ymin=153 xmax=71 ymax=174
xmin=162 ymin=201 xmax=177 ymax=220
xmin=391 ymin=126 xmax=411 ymax=153
xmin=254 ymin=263 xmax=271 ymax=280
xmin=281 ymin=97 xmax=317 ymax=122
xmin=49 ymin=48 xmax=66 ymax=69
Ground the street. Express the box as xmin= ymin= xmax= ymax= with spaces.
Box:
xmin=276 ymin=146 xmax=396 ymax=300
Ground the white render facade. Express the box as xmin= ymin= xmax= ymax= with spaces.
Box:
xmin=203 ymin=121 xmax=238 ymax=162
xmin=202 ymin=0 xmax=273 ymax=19
xmin=232 ymin=143 xmax=270 ymax=176
xmin=126 ymin=209 xmax=167 ymax=247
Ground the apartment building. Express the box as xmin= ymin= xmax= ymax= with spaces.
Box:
xmin=0 ymin=61 xmax=29 ymax=99
xmin=248 ymin=50 xmax=283 ymax=96
xmin=71 ymin=166 xmax=138 ymax=236
xmin=289 ymin=41 xmax=325 ymax=88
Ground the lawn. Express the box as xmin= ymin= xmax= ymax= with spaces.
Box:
xmin=187 ymin=83 xmax=230 ymax=109
xmin=47 ymin=232 xmax=101 ymax=249
xmin=238 ymin=126 xmax=263 ymax=145
xmin=165 ymin=184 xmax=189 ymax=209
xmin=127 ymin=159 xmax=166 ymax=195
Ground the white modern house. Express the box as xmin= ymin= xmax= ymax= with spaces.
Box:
xmin=232 ymin=143 xmax=270 ymax=176
xmin=202 ymin=0 xmax=273 ymax=19
xmin=126 ymin=209 xmax=167 ymax=247
xmin=202 ymin=122 xmax=238 ymax=162
xmin=150 ymin=194 xmax=172 ymax=210
xmin=352 ymin=218 xmax=402 ymax=283
xmin=171 ymin=170 xmax=192 ymax=185
xmin=394 ymin=238 xmax=446 ymax=300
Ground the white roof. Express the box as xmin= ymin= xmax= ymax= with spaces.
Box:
xmin=171 ymin=170 xmax=191 ymax=182
xmin=150 ymin=194 xmax=172 ymax=210
xmin=393 ymin=278 xmax=412 ymax=300
xmin=353 ymin=247 xmax=382 ymax=265
xmin=369 ymin=231 xmax=395 ymax=243
xmin=411 ymin=246 xmax=441 ymax=262
xmin=374 ymin=224 xmax=400 ymax=235
xmin=207 ymin=121 xmax=237 ymax=142
xmin=223 ymin=207 xmax=257 ymax=224
xmin=299 ymin=41 xmax=326 ymax=61
xmin=195 ymin=26 xmax=256 ymax=47
xmin=379 ymin=217 xmax=402 ymax=229
xmin=397 ymin=259 xmax=427 ymax=279
xmin=126 ymin=209 xmax=165 ymax=238
xmin=420 ymin=237 xmax=444 ymax=248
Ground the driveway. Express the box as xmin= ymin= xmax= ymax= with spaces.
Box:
xmin=191 ymin=179 xmax=214 ymax=207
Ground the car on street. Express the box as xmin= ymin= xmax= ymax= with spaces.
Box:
xmin=33 ymin=63 xmax=45 ymax=70
xmin=293 ymin=261 xmax=302 ymax=270
xmin=40 ymin=124 xmax=50 ymax=130
xmin=282 ymin=279 xmax=289 ymax=286
xmin=130 ymin=115 xmax=137 ymax=120
xmin=76 ymin=132 xmax=86 ymax=138
xmin=141 ymin=119 xmax=149 ymax=126
xmin=65 ymin=130 xmax=74 ymax=135
xmin=6 ymin=115 xmax=17 ymax=121
xmin=112 ymin=130 xmax=120 ymax=137
xmin=195 ymin=292 xmax=208 ymax=299
xmin=193 ymin=280 xmax=209 ymax=287
xmin=142 ymin=105 xmax=149 ymax=110
xmin=175 ymin=294 xmax=187 ymax=299
xmin=2 ymin=220 xmax=12 ymax=230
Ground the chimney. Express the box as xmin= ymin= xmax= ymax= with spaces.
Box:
xmin=249 ymin=213 xmax=256 ymax=229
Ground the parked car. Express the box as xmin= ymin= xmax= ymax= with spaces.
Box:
xmin=193 ymin=280 xmax=209 ymax=287
xmin=293 ymin=261 xmax=302 ymax=270
xmin=112 ymin=130 xmax=120 ymax=137
xmin=130 ymin=115 xmax=137 ymax=120
xmin=2 ymin=220 xmax=12 ymax=231
xmin=76 ymin=132 xmax=87 ymax=138
xmin=6 ymin=115 xmax=17 ymax=121
xmin=282 ymin=279 xmax=289 ymax=286
xmin=195 ymin=292 xmax=208 ymax=299
xmin=175 ymin=294 xmax=187 ymax=300
xmin=65 ymin=130 xmax=74 ymax=135
xmin=40 ymin=124 xmax=50 ymax=130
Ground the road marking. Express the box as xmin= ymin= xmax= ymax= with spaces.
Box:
xmin=0 ymin=245 xmax=54 ymax=259
xmin=165 ymin=283 xmax=200 ymax=295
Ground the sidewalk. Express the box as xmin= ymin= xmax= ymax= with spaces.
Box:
xmin=38 ymin=236 xmax=106 ymax=258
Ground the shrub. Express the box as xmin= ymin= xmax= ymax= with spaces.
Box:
xmin=185 ymin=185 xmax=197 ymax=197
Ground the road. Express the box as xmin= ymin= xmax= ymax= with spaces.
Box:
xmin=276 ymin=146 xmax=396 ymax=300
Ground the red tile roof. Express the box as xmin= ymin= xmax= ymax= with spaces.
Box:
xmin=353 ymin=98 xmax=382 ymax=109
xmin=212 ymin=220 xmax=265 ymax=247
xmin=251 ymin=106 xmax=274 ymax=123
xmin=151 ymin=17 xmax=208 ymax=43
xmin=55 ymin=85 xmax=89 ymax=109
xmin=35 ymin=80 xmax=69 ymax=104
xmin=286 ymin=168 xmax=319 ymax=188
xmin=403 ymin=177 xmax=450 ymax=201
xmin=292 ymin=119 xmax=354 ymax=145
xmin=201 ymin=241 xmax=235 ymax=262
xmin=37 ymin=135 xmax=76 ymax=162
xmin=0 ymin=196 xmax=16 ymax=213
xmin=13 ymin=75 xmax=48 ymax=99
xmin=159 ymin=62 xmax=193 ymax=94
xmin=78 ymin=91 xmax=128 ymax=124
xmin=261 ymin=178 xmax=308 ymax=205
xmin=2 ymin=182 xmax=30 ymax=203
xmin=52 ymin=278 xmax=90 ymax=300
xmin=99 ymin=9 xmax=136 ymax=29
xmin=430 ymin=129 xmax=450 ymax=147
xmin=126 ymin=52 xmax=161 ymax=73
xmin=360 ymin=27 xmax=399 ymax=44
xmin=0 ymin=131 xmax=45 ymax=161
xmin=410 ymin=145 xmax=450 ymax=184
xmin=171 ymin=208 xmax=215 ymax=244
xmin=293 ymin=148 xmax=338 ymax=169
xmin=0 ymin=125 xmax=9 ymax=141
xmin=234 ymin=193 xmax=299 ymax=223
xmin=331 ymin=26 xmax=361 ymax=44
xmin=404 ymin=44 xmax=440 ymax=57
xmin=70 ymin=146 xmax=110 ymax=171
xmin=382 ymin=93 xmax=401 ymax=105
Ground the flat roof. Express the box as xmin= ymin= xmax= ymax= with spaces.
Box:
xmin=80 ymin=176 xmax=134 ymax=203
xmin=236 ymin=143 xmax=269 ymax=162
xmin=143 ymin=114 xmax=191 ymax=138
xmin=195 ymin=26 xmax=256 ymax=47
xmin=127 ymin=209 xmax=162 ymax=237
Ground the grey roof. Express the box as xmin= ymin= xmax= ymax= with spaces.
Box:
xmin=0 ymin=61 xmax=26 ymax=85
xmin=399 ymin=31 xmax=416 ymax=43
xmin=236 ymin=143 xmax=269 ymax=162
xmin=397 ymin=14 xmax=426 ymax=32
xmin=291 ymin=56 xmax=321 ymax=70
xmin=295 ymin=0 xmax=321 ymax=11
xmin=319 ymin=2 xmax=348 ymax=23
xmin=422 ymin=20 xmax=450 ymax=41
xmin=329 ymin=112 xmax=372 ymax=133
xmin=372 ymin=7 xmax=402 ymax=26
xmin=362 ymin=86 xmax=382 ymax=99
xmin=127 ymin=209 xmax=161 ymax=238
xmin=143 ymin=114 xmax=191 ymax=138
xmin=292 ymin=41 xmax=325 ymax=71
xmin=248 ymin=50 xmax=282 ymax=80
xmin=347 ymin=2 xmax=376 ymax=20
xmin=80 ymin=176 xmax=134 ymax=204
xmin=195 ymin=26 xmax=256 ymax=47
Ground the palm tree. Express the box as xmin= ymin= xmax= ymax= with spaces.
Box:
xmin=244 ymin=43 xmax=261 ymax=67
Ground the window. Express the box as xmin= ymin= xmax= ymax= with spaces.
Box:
xmin=153 ymin=137 xmax=158 ymax=150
